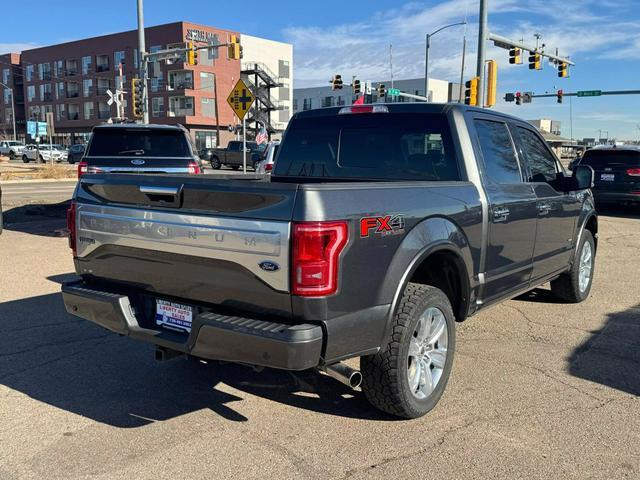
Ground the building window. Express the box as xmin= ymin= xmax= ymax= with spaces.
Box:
xmin=25 ymin=65 xmax=34 ymax=82
xmin=84 ymin=101 xmax=94 ymax=120
xmin=68 ymin=104 xmax=80 ymax=121
xmin=278 ymin=59 xmax=290 ymax=79
xmin=199 ymin=72 xmax=213 ymax=91
xmin=2 ymin=68 xmax=9 ymax=84
xmin=151 ymin=97 xmax=164 ymax=117
xmin=65 ymin=59 xmax=78 ymax=76
xmin=321 ymin=96 xmax=334 ymax=108
xmin=303 ymin=98 xmax=312 ymax=110
xmin=97 ymin=101 xmax=110 ymax=119
xmin=169 ymin=70 xmax=194 ymax=90
xmin=195 ymin=131 xmax=217 ymax=151
xmin=56 ymin=82 xmax=65 ymax=100
xmin=114 ymin=51 xmax=126 ymax=68
xmin=96 ymin=54 xmax=109 ymax=72
xmin=66 ymin=82 xmax=79 ymax=98
xmin=82 ymin=56 xmax=92 ymax=75
xmin=53 ymin=60 xmax=63 ymax=78
xmin=39 ymin=84 xmax=52 ymax=101
xmin=201 ymin=97 xmax=215 ymax=117
xmin=5 ymin=107 xmax=13 ymax=123
xmin=3 ymin=89 xmax=11 ymax=105
xmin=38 ymin=63 xmax=52 ymax=81
xmin=133 ymin=48 xmax=138 ymax=69
xmin=55 ymin=103 xmax=65 ymax=122
xmin=27 ymin=85 xmax=36 ymax=102
xmin=169 ymin=96 xmax=194 ymax=116
xmin=97 ymin=78 xmax=110 ymax=95
xmin=83 ymin=78 xmax=93 ymax=97
xmin=292 ymin=99 xmax=298 ymax=111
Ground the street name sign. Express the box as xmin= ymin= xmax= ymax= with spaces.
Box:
xmin=577 ymin=90 xmax=602 ymax=97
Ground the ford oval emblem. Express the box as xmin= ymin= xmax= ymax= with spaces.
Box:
xmin=131 ymin=159 xmax=146 ymax=166
xmin=259 ymin=261 xmax=280 ymax=272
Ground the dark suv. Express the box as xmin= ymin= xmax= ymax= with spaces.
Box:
xmin=78 ymin=124 xmax=203 ymax=178
xmin=574 ymin=146 xmax=640 ymax=205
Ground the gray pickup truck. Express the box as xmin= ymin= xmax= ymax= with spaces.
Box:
xmin=61 ymin=103 xmax=597 ymax=418
xmin=204 ymin=140 xmax=264 ymax=170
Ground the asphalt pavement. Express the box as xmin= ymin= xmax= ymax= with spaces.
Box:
xmin=0 ymin=206 xmax=638 ymax=479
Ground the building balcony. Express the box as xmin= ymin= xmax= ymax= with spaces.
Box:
xmin=167 ymin=108 xmax=194 ymax=117
xmin=167 ymin=81 xmax=194 ymax=91
xmin=95 ymin=64 xmax=110 ymax=73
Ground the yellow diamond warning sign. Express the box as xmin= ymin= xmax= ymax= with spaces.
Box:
xmin=227 ymin=79 xmax=255 ymax=120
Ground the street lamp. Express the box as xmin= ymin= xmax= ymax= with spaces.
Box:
xmin=0 ymin=81 xmax=17 ymax=141
xmin=424 ymin=21 xmax=467 ymax=102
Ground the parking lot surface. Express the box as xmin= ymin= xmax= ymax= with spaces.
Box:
xmin=0 ymin=207 xmax=638 ymax=479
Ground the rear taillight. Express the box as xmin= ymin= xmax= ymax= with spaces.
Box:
xmin=66 ymin=201 xmax=77 ymax=256
xmin=627 ymin=168 xmax=640 ymax=176
xmin=77 ymin=162 xmax=88 ymax=178
xmin=188 ymin=162 xmax=202 ymax=174
xmin=265 ymin=163 xmax=273 ymax=172
xmin=292 ymin=221 xmax=348 ymax=296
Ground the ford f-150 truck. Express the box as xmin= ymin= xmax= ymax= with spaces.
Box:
xmin=61 ymin=103 xmax=597 ymax=418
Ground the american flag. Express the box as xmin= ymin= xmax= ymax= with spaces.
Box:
xmin=255 ymin=125 xmax=268 ymax=145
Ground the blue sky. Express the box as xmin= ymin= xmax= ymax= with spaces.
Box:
xmin=2 ymin=0 xmax=639 ymax=140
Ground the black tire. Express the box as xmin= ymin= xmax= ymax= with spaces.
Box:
xmin=9 ymin=151 xmax=15 ymax=160
xmin=252 ymin=160 xmax=259 ymax=171
xmin=68 ymin=157 xmax=75 ymax=165
xmin=210 ymin=156 xmax=221 ymax=169
xmin=38 ymin=155 xmax=44 ymax=163
xmin=22 ymin=154 xmax=29 ymax=163
xmin=551 ymin=230 xmax=595 ymax=303
xmin=361 ymin=283 xmax=456 ymax=419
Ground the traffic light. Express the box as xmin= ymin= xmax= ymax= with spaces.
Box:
xmin=464 ymin=76 xmax=479 ymax=106
xmin=509 ymin=48 xmax=522 ymax=65
xmin=353 ymin=79 xmax=361 ymax=95
xmin=557 ymin=89 xmax=564 ymax=104
xmin=131 ymin=78 xmax=144 ymax=118
xmin=558 ymin=62 xmax=568 ymax=78
xmin=515 ymin=91 xmax=522 ymax=106
xmin=486 ymin=60 xmax=498 ymax=107
xmin=377 ymin=84 xmax=386 ymax=97
xmin=528 ymin=52 xmax=541 ymax=70
xmin=187 ymin=42 xmax=198 ymax=66
xmin=331 ymin=74 xmax=343 ymax=90
xmin=228 ymin=34 xmax=242 ymax=60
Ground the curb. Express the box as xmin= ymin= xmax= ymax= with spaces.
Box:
xmin=1 ymin=178 xmax=78 ymax=185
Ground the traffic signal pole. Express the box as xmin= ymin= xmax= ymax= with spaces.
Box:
xmin=476 ymin=0 xmax=488 ymax=108
xmin=136 ymin=0 xmax=149 ymax=124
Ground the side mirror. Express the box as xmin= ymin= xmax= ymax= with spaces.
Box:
xmin=572 ymin=165 xmax=594 ymax=190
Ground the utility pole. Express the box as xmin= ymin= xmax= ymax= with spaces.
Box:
xmin=424 ymin=21 xmax=467 ymax=102
xmin=136 ymin=0 xmax=149 ymax=124
xmin=459 ymin=36 xmax=466 ymax=102
xmin=213 ymin=73 xmax=221 ymax=147
xmin=476 ymin=0 xmax=488 ymax=107
xmin=389 ymin=44 xmax=394 ymax=90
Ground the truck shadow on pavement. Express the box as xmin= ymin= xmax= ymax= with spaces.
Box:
xmin=2 ymin=201 xmax=69 ymax=237
xmin=568 ymin=303 xmax=640 ymax=396
xmin=0 ymin=287 xmax=392 ymax=428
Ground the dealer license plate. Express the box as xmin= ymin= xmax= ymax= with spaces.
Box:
xmin=155 ymin=299 xmax=193 ymax=333
xmin=600 ymin=173 xmax=615 ymax=181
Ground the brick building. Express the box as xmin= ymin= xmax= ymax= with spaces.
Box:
xmin=0 ymin=53 xmax=25 ymax=139
xmin=0 ymin=21 xmax=293 ymax=150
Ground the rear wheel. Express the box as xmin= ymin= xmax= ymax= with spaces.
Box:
xmin=22 ymin=154 xmax=29 ymax=163
xmin=9 ymin=151 xmax=15 ymax=160
xmin=39 ymin=155 xmax=45 ymax=163
xmin=361 ymin=283 xmax=455 ymax=419
xmin=209 ymin=156 xmax=221 ymax=169
xmin=551 ymin=230 xmax=595 ymax=303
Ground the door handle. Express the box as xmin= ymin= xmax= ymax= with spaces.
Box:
xmin=493 ymin=207 xmax=510 ymax=222
xmin=139 ymin=185 xmax=179 ymax=196
xmin=538 ymin=203 xmax=552 ymax=215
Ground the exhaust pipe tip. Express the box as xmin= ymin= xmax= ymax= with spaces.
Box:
xmin=320 ymin=363 xmax=362 ymax=389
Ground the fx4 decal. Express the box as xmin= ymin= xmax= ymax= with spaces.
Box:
xmin=360 ymin=215 xmax=406 ymax=238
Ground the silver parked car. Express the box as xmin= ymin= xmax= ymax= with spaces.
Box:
xmin=0 ymin=140 xmax=25 ymax=159
xmin=22 ymin=144 xmax=68 ymax=163
xmin=255 ymin=140 xmax=280 ymax=174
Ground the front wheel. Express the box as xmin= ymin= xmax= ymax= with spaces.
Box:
xmin=9 ymin=151 xmax=15 ymax=160
xmin=209 ymin=156 xmax=221 ymax=169
xmin=38 ymin=155 xmax=45 ymax=163
xmin=551 ymin=230 xmax=595 ymax=303
xmin=22 ymin=154 xmax=29 ymax=163
xmin=361 ymin=283 xmax=456 ymax=419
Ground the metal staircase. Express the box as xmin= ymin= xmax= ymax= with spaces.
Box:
xmin=241 ymin=62 xmax=286 ymax=136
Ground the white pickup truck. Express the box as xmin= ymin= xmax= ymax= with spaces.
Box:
xmin=0 ymin=140 xmax=25 ymax=159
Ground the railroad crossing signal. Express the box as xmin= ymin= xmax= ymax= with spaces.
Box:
xmin=331 ymin=74 xmax=343 ymax=90
xmin=187 ymin=42 xmax=198 ymax=65
xmin=464 ymin=76 xmax=479 ymax=106
xmin=228 ymin=34 xmax=242 ymax=60
xmin=558 ymin=61 xmax=569 ymax=78
xmin=226 ymin=78 xmax=255 ymax=120
xmin=131 ymin=78 xmax=144 ymax=118
xmin=529 ymin=52 xmax=541 ymax=70
xmin=106 ymin=89 xmax=122 ymax=107
xmin=353 ymin=79 xmax=361 ymax=95
xmin=377 ymin=84 xmax=386 ymax=97
xmin=557 ymin=89 xmax=564 ymax=104
xmin=509 ymin=47 xmax=522 ymax=65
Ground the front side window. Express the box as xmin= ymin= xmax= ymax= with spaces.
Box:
xmin=474 ymin=119 xmax=521 ymax=184
xmin=515 ymin=127 xmax=558 ymax=183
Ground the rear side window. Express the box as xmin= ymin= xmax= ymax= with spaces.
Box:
xmin=581 ymin=150 xmax=640 ymax=168
xmin=474 ymin=119 xmax=521 ymax=183
xmin=273 ymin=113 xmax=460 ymax=181
xmin=515 ymin=127 xmax=558 ymax=183
xmin=87 ymin=129 xmax=191 ymax=157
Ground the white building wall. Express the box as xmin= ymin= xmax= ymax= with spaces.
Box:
xmin=240 ymin=34 xmax=293 ymax=133
xmin=293 ymin=77 xmax=452 ymax=113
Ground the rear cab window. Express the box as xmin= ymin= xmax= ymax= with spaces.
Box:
xmin=87 ymin=128 xmax=191 ymax=158
xmin=273 ymin=112 xmax=461 ymax=181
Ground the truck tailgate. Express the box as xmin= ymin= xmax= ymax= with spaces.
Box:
xmin=73 ymin=174 xmax=298 ymax=317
